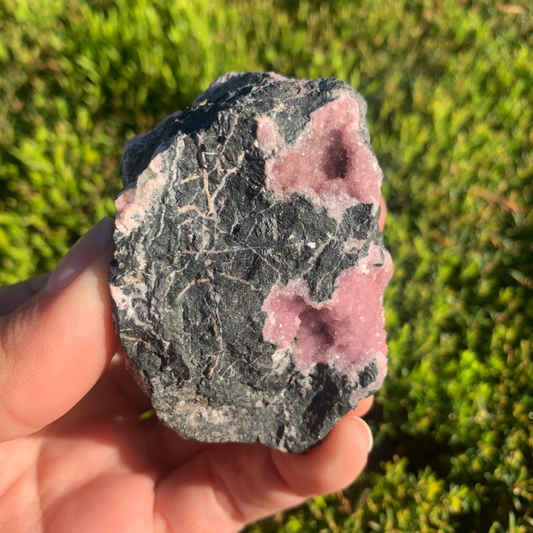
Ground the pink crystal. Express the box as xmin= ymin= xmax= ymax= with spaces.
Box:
xmin=264 ymin=96 xmax=382 ymax=221
xmin=262 ymin=244 xmax=393 ymax=391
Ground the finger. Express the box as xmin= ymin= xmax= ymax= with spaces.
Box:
xmin=378 ymin=195 xmax=387 ymax=231
xmin=154 ymin=416 xmax=372 ymax=533
xmin=272 ymin=415 xmax=372 ymax=497
xmin=154 ymin=443 xmax=303 ymax=533
xmin=0 ymin=218 xmax=118 ymax=442
xmin=0 ymin=272 xmax=51 ymax=316
xmin=49 ymin=353 xmax=154 ymax=430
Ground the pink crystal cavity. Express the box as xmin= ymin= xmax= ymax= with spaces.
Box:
xmin=262 ymin=245 xmax=393 ymax=393
xmin=264 ymin=96 xmax=382 ymax=220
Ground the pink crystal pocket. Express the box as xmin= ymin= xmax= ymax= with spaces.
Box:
xmin=262 ymin=96 xmax=382 ymax=221
xmin=262 ymin=244 xmax=392 ymax=404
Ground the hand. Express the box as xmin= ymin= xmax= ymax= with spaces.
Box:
xmin=0 ymin=203 xmax=386 ymax=533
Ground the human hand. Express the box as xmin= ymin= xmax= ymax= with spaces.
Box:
xmin=0 ymin=201 xmax=386 ymax=532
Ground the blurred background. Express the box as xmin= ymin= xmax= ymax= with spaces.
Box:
xmin=1 ymin=0 xmax=532 ymax=530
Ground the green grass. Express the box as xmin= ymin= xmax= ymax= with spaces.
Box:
xmin=1 ymin=0 xmax=532 ymax=530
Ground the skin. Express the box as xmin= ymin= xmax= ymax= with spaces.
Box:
xmin=0 ymin=200 xmax=386 ymax=533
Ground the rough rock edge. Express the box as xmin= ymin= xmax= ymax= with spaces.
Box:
xmin=109 ymin=72 xmax=390 ymax=453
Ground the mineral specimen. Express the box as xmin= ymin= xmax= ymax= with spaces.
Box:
xmin=109 ymin=72 xmax=393 ymax=453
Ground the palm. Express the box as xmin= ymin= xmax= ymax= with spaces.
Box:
xmin=0 ymin=355 xmax=268 ymax=532
xmin=0 ymin=353 xmax=372 ymax=533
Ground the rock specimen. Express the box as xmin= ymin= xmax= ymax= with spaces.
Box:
xmin=109 ymin=72 xmax=393 ymax=453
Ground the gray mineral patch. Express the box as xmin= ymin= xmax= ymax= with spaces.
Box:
xmin=109 ymin=72 xmax=392 ymax=453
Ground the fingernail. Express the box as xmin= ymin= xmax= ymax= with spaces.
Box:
xmin=361 ymin=419 xmax=374 ymax=453
xmin=46 ymin=218 xmax=114 ymax=294
xmin=350 ymin=417 xmax=373 ymax=453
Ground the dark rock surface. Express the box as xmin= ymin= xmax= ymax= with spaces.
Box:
xmin=109 ymin=72 xmax=392 ymax=453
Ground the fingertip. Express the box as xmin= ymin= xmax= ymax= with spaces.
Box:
xmin=347 ymin=416 xmax=373 ymax=453
xmin=272 ymin=415 xmax=371 ymax=498
xmin=348 ymin=394 xmax=374 ymax=418
xmin=46 ymin=217 xmax=114 ymax=294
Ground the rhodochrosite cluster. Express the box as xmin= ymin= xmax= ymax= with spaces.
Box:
xmin=109 ymin=72 xmax=392 ymax=453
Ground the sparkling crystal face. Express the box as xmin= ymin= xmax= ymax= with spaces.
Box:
xmin=264 ymin=96 xmax=382 ymax=220
xmin=261 ymin=244 xmax=391 ymax=386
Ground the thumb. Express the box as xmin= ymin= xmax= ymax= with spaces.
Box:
xmin=0 ymin=218 xmax=118 ymax=442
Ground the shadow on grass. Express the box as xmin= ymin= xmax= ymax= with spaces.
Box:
xmin=364 ymin=404 xmax=456 ymax=479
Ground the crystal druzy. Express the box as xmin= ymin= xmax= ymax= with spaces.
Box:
xmin=109 ymin=72 xmax=393 ymax=453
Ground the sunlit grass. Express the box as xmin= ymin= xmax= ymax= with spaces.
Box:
xmin=1 ymin=0 xmax=532 ymax=530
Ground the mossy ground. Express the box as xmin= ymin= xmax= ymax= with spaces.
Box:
xmin=1 ymin=0 xmax=532 ymax=531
